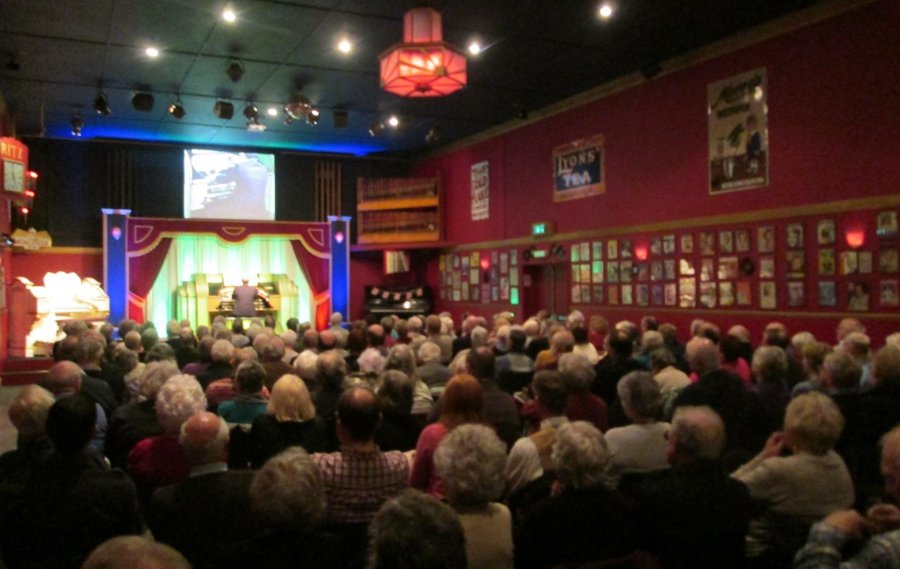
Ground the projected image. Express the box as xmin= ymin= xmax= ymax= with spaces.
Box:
xmin=184 ymin=149 xmax=275 ymax=220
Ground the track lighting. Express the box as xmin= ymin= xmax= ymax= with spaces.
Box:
xmin=168 ymin=98 xmax=186 ymax=119
xmin=94 ymin=91 xmax=111 ymax=116
xmin=243 ymin=102 xmax=259 ymax=121
xmin=131 ymin=92 xmax=155 ymax=112
xmin=307 ymin=108 xmax=320 ymax=125
xmin=71 ymin=114 xmax=84 ymax=136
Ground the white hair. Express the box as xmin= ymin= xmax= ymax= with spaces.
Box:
xmin=155 ymin=375 xmax=208 ymax=434
xmin=434 ymin=424 xmax=507 ymax=508
xmin=553 ymin=421 xmax=609 ymax=490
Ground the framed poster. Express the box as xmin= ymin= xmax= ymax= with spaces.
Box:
xmin=471 ymin=161 xmax=489 ymax=221
xmin=881 ymin=280 xmax=899 ymax=307
xmin=553 ymin=134 xmax=605 ymax=202
xmin=708 ymin=68 xmax=768 ymax=194
xmin=735 ymin=229 xmax=751 ymax=253
xmin=819 ymin=281 xmax=836 ymax=307
xmin=817 ymin=220 xmax=836 ymax=245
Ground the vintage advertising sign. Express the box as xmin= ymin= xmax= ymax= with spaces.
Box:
xmin=1 ymin=137 xmax=29 ymax=195
xmin=708 ymin=68 xmax=768 ymax=194
xmin=471 ymin=160 xmax=489 ymax=221
xmin=553 ymin=135 xmax=605 ymax=202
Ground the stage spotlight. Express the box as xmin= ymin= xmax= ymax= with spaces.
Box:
xmin=168 ymin=98 xmax=186 ymax=119
xmin=243 ymin=102 xmax=258 ymax=121
xmin=425 ymin=126 xmax=441 ymax=144
xmin=214 ymin=101 xmax=234 ymax=119
xmin=131 ymin=92 xmax=155 ymax=112
xmin=94 ymin=91 xmax=111 ymax=115
xmin=71 ymin=114 xmax=84 ymax=136
xmin=284 ymin=96 xmax=311 ymax=120
xmin=368 ymin=121 xmax=385 ymax=137
xmin=307 ymin=108 xmax=320 ymax=125
xmin=226 ymin=59 xmax=244 ymax=82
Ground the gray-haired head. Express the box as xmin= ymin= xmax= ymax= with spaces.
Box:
xmin=552 ymin=421 xmax=609 ymax=490
xmin=434 ymin=424 xmax=507 ymax=508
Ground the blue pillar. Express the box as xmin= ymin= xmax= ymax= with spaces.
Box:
xmin=328 ymin=216 xmax=351 ymax=322
xmin=102 ymin=209 xmax=130 ymax=324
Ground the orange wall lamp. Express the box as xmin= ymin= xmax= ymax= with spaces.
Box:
xmin=380 ymin=7 xmax=467 ymax=97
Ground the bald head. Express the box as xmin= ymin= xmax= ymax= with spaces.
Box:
xmin=180 ymin=412 xmax=229 ymax=465
xmin=319 ymin=329 xmax=337 ymax=350
xmin=670 ymin=406 xmax=726 ymax=464
xmin=685 ymin=337 xmax=720 ymax=377
xmin=40 ymin=361 xmax=83 ymax=395
xmin=337 ymin=386 xmax=379 ymax=442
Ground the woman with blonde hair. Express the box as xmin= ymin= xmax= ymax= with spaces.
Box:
xmin=248 ymin=374 xmax=326 ymax=468
xmin=409 ymin=374 xmax=485 ymax=498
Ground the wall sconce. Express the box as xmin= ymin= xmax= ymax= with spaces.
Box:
xmin=479 ymin=257 xmax=490 ymax=270
xmin=635 ymin=246 xmax=649 ymax=261
xmin=334 ymin=231 xmax=345 ymax=244
xmin=845 ymin=229 xmax=865 ymax=249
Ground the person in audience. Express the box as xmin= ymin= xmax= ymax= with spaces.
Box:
xmin=313 ymin=386 xmax=409 ymax=525
xmin=792 ymin=341 xmax=834 ymax=396
xmin=374 ymin=370 xmax=423 ymax=452
xmin=750 ymin=345 xmax=791 ymax=434
xmin=732 ymin=392 xmax=854 ymax=566
xmin=78 ymin=331 xmax=127 ymax=406
xmin=82 ymin=536 xmax=191 ymax=569
xmin=420 ymin=314 xmax=452 ymax=364
xmin=1 ymin=395 xmax=143 ymax=569
xmin=369 ymin=489 xmax=467 ymax=569
xmin=384 ymin=343 xmax=434 ymax=416
xmin=636 ymin=330 xmax=664 ymax=369
xmin=39 ymin=360 xmax=109 ymax=456
xmin=196 ymin=339 xmax=235 ymax=389
xmin=466 ymin=347 xmax=521 ymax=449
xmin=818 ymin=351 xmax=865 ymax=485
xmin=593 ymin=328 xmax=647 ymax=408
xmin=105 ymin=361 xmax=179 ymax=469
xmin=315 ymin=350 xmax=349 ymax=452
xmin=182 ymin=335 xmax=214 ymax=377
xmin=794 ymin=425 xmax=900 ymax=569
xmin=299 ymin=328 xmax=320 ymax=356
xmin=509 ymin=371 xmax=571 ymax=481
xmin=449 ymin=325 xmax=488 ymax=374
xmin=258 ymin=335 xmax=294 ymax=391
xmin=840 ymin=331 xmax=872 ymax=389
xmin=453 ymin=315 xmax=479 ymax=357
xmin=496 ymin=327 xmax=534 ymax=375
xmin=217 ymin=360 xmax=269 ymax=425
xmin=571 ymin=325 xmax=601 ymax=365
xmin=140 ymin=326 xmax=160 ymax=355
xmin=174 ymin=327 xmax=199 ymax=370
xmin=629 ymin=405 xmax=752 ymax=569
xmin=534 ymin=330 xmax=574 ymax=371
xmin=857 ymin=344 xmax=900 ymax=501
xmin=604 ymin=371 xmax=670 ymax=489
xmin=649 ymin=347 xmax=691 ymax=419
xmin=280 ymin=329 xmax=299 ymax=365
xmin=114 ymin=348 xmax=144 ymax=404
xmin=515 ymin=421 xmax=637 ymax=568
xmin=150 ymin=412 xmax=256 ymax=568
xmin=835 ymin=317 xmax=865 ymax=347
xmin=436 ymin=424 xmax=513 ymax=569
xmin=249 ymin=374 xmax=326 ymax=468
xmin=328 ymin=311 xmax=349 ymax=346
xmin=557 ymin=352 xmax=608 ymax=432
xmin=720 ymin=333 xmax=752 ymax=386
xmin=761 ymin=322 xmax=807 ymax=389
xmin=55 ymin=335 xmax=120 ymax=421
xmin=411 ymin=374 xmax=485 ymax=498
xmin=417 ymin=341 xmax=453 ymax=397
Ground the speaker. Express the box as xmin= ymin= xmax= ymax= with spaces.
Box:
xmin=131 ymin=93 xmax=155 ymax=112
xmin=214 ymin=101 xmax=234 ymax=120
xmin=332 ymin=110 xmax=348 ymax=128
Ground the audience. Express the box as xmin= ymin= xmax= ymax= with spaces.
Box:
xmin=248 ymin=374 xmax=326 ymax=468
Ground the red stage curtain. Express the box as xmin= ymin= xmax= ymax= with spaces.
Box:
xmin=290 ymin=240 xmax=330 ymax=330
xmin=128 ymin=237 xmax=172 ymax=322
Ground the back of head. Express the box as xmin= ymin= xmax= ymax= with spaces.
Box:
xmin=8 ymin=385 xmax=55 ymax=440
xmin=784 ymin=391 xmax=843 ymax=455
xmin=235 ymin=360 xmax=266 ymax=394
xmin=268 ymin=374 xmax=315 ymax=422
xmin=155 ymin=375 xmax=208 ymax=434
xmin=727 ymin=324 xmax=751 ymax=344
xmin=641 ymin=330 xmax=664 ymax=353
xmin=179 ymin=412 xmax=229 ymax=465
xmin=418 ymin=341 xmax=442 ymax=365
xmin=670 ymin=406 xmax=726 ymax=463
xmin=509 ymin=328 xmax=527 ymax=352
xmin=317 ymin=350 xmax=347 ymax=389
xmin=649 ymin=347 xmax=676 ymax=372
xmin=658 ymin=323 xmax=678 ymax=345
xmin=803 ymin=341 xmax=833 ymax=375
xmin=124 ymin=331 xmax=143 ymax=352
xmin=318 ymin=330 xmax=337 ymax=351
xmin=532 ymin=370 xmax=569 ymax=415
xmin=377 ymin=370 xmax=414 ymax=416
xmin=385 ymin=343 xmax=416 ymax=377
xmin=369 ymin=489 xmax=467 ymax=569
xmin=146 ymin=342 xmax=176 ymax=363
xmin=251 ymin=447 xmax=322 ymax=528
xmin=685 ymin=336 xmax=719 ymax=377
xmin=465 ymin=346 xmax=495 ymax=381
xmin=82 ymin=536 xmax=191 ymax=569
xmin=550 ymin=330 xmax=575 ymax=355
xmin=434 ymin=424 xmax=506 ymax=508
xmin=762 ymin=322 xmax=789 ymax=349
xmin=553 ymin=421 xmax=608 ymax=490
xmin=607 ymin=329 xmax=634 ymax=358
xmin=337 ymin=386 xmax=380 ymax=442
xmin=874 ymin=345 xmax=900 ymax=387
xmin=138 ymin=361 xmax=181 ymax=401
xmin=426 ymin=315 xmax=442 ymax=335
xmin=751 ymin=345 xmax=788 ymax=384
xmin=41 ymin=361 xmax=83 ymax=396
xmin=47 ymin=394 xmax=97 ymax=453
xmin=718 ymin=334 xmax=743 ymax=363
xmin=841 ymin=332 xmax=871 ymax=358
xmin=470 ymin=326 xmax=489 ymax=349
xmin=440 ymin=374 xmax=484 ymax=429
xmin=367 ymin=324 xmax=386 ymax=347
xmin=836 ymin=317 xmax=865 ymax=343
xmin=617 ymin=371 xmax=662 ymax=420
xmin=558 ymin=353 xmax=596 ymax=392
xmin=822 ymin=351 xmax=862 ymax=391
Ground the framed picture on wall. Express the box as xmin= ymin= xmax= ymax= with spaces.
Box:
xmin=572 ymin=284 xmax=581 ymax=304
xmin=786 ymin=251 xmax=805 ymax=278
xmin=620 ymin=261 xmax=633 ymax=283
xmin=622 ymin=284 xmax=633 ymax=305
xmin=719 ymin=282 xmax=735 ymax=306
xmin=700 ymin=282 xmax=717 ymax=308
xmin=681 ymin=234 xmax=694 ymax=254
xmin=759 ymin=257 xmax=775 ymax=278
xmin=880 ymin=279 xmax=899 ymax=307
xmin=607 ymin=262 xmax=620 ymax=283
xmin=608 ymin=240 xmax=618 ymax=260
xmin=608 ymin=285 xmax=619 ymax=305
xmin=700 ymin=259 xmax=714 ymax=282
xmin=636 ymin=284 xmax=649 ymax=306
xmin=817 ymin=220 xmax=836 ymax=245
xmin=719 ymin=231 xmax=734 ymax=253
xmin=881 ymin=249 xmax=899 ymax=273
xmin=651 ymin=261 xmax=663 ymax=281
xmin=841 ymin=252 xmax=859 ymax=275
xmin=848 ymin=281 xmax=870 ymax=311
xmin=819 ymin=249 xmax=836 ymax=275
xmin=878 ymin=211 xmax=898 ymax=238
xmin=664 ymin=283 xmax=677 ymax=305
xmin=593 ymin=285 xmax=604 ymax=304
xmin=859 ymin=251 xmax=873 ymax=274
xmin=650 ymin=237 xmax=662 ymax=255
xmin=663 ymin=235 xmax=676 ymax=255
xmin=637 ymin=263 xmax=649 ymax=281
xmin=621 ymin=239 xmax=633 ymax=259
xmin=679 ymin=258 xmax=695 ymax=276
xmin=736 ymin=281 xmax=752 ymax=305
xmin=592 ymin=242 xmax=603 ymax=260
xmin=735 ymin=229 xmax=751 ymax=253
xmin=700 ymin=232 xmax=716 ymax=255
xmin=581 ymin=284 xmax=591 ymax=303
xmin=718 ymin=256 xmax=739 ymax=280
xmin=679 ymin=278 xmax=696 ymax=308
xmin=580 ymin=242 xmax=590 ymax=262
xmin=760 ymin=281 xmax=777 ymax=309
xmin=664 ymin=259 xmax=676 ymax=280
xmin=786 ymin=223 xmax=804 ymax=249
xmin=758 ymin=226 xmax=775 ymax=253
xmin=592 ymin=261 xmax=604 ymax=283
xmin=818 ymin=281 xmax=836 ymax=307
xmin=652 ymin=284 xmax=664 ymax=305
xmin=788 ymin=281 xmax=805 ymax=307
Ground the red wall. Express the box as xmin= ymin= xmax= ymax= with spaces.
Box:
xmin=410 ymin=1 xmax=900 ymax=345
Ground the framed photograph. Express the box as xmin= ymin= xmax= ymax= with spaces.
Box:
xmin=593 ymin=285 xmax=604 ymax=304
xmin=719 ymin=231 xmax=734 ymax=253
xmin=700 ymin=282 xmax=717 ymax=308
xmin=651 ymin=284 xmax=664 ymax=306
xmin=608 ymin=285 xmax=619 ymax=305
xmin=571 ymin=246 xmax=580 ymax=263
xmin=760 ymin=281 xmax=777 ymax=309
xmin=636 ymin=263 xmax=649 ymax=282
xmin=818 ymin=249 xmax=835 ymax=276
xmin=859 ymin=251 xmax=873 ymax=274
xmin=700 ymin=232 xmax=716 ymax=255
xmin=736 ymin=281 xmax=752 ymax=306
xmin=453 ymin=289 xmax=462 ymax=302
xmin=679 ymin=278 xmax=696 ymax=308
xmin=817 ymin=219 xmax=836 ymax=245
xmin=500 ymin=253 xmax=509 ymax=273
xmin=700 ymin=258 xmax=714 ymax=282
xmin=735 ymin=229 xmax=751 ymax=253
xmin=786 ymin=251 xmax=805 ymax=278
xmin=880 ymin=249 xmax=899 ymax=273
xmin=607 ymin=262 xmax=620 ymax=283
xmin=841 ymin=251 xmax=859 ymax=275
xmin=510 ymin=268 xmax=519 ymax=286
xmin=592 ymin=261 xmax=604 ymax=283
xmin=510 ymin=249 xmax=518 ymax=266
xmin=461 ymin=281 xmax=469 ymax=301
xmin=452 ymin=255 xmax=460 ymax=268
xmin=759 ymin=256 xmax=775 ymax=278
xmin=571 ymin=284 xmax=581 ymax=304
xmin=620 ymin=260 xmax=633 ymax=283
xmin=663 ymin=234 xmax=676 ymax=255
xmin=581 ymin=284 xmax=591 ymax=304
xmin=607 ymin=240 xmax=618 ymax=260
xmin=650 ymin=261 xmax=664 ymax=282
xmin=592 ymin=241 xmax=603 ymax=260
xmin=718 ymin=256 xmax=739 ymax=280
xmin=620 ymin=239 xmax=633 ymax=259
xmin=554 ymin=135 xmax=606 ymax=202
xmin=681 ymin=234 xmax=694 ymax=254
xmin=880 ymin=279 xmax=899 ymax=307
xmin=580 ymin=264 xmax=591 ymax=284
xmin=788 ymin=281 xmax=805 ymax=307
xmin=679 ymin=258 xmax=696 ymax=276
xmin=621 ymin=284 xmax=633 ymax=305
xmin=719 ymin=281 xmax=735 ymax=306
xmin=878 ymin=211 xmax=898 ymax=238
xmin=664 ymin=283 xmax=677 ymax=306
xmin=580 ymin=242 xmax=591 ymax=262
xmin=664 ymin=259 xmax=676 ymax=280
xmin=650 ymin=237 xmax=662 ymax=256
xmin=636 ymin=284 xmax=650 ymax=306
xmin=848 ymin=281 xmax=870 ymax=311
xmin=786 ymin=223 xmax=804 ymax=249
xmin=818 ymin=281 xmax=836 ymax=307
xmin=758 ymin=226 xmax=775 ymax=253
xmin=491 ymin=251 xmax=499 ymax=264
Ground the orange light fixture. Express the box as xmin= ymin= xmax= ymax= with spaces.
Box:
xmin=379 ymin=7 xmax=467 ymax=97
xmin=845 ymin=229 xmax=865 ymax=249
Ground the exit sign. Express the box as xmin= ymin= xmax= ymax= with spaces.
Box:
xmin=532 ymin=221 xmax=555 ymax=237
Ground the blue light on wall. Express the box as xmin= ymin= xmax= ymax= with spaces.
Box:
xmin=328 ymin=216 xmax=351 ymax=321
xmin=102 ymin=209 xmax=130 ymax=325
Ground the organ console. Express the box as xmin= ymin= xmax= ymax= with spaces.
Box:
xmin=175 ymin=273 xmax=300 ymax=328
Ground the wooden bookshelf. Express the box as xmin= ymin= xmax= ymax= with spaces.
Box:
xmin=356 ymin=177 xmax=442 ymax=245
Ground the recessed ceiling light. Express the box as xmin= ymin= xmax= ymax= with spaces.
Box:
xmin=598 ymin=3 xmax=614 ymax=19
xmin=145 ymin=46 xmax=160 ymax=58
xmin=222 ymin=8 xmax=237 ymax=23
xmin=266 ymin=107 xmax=278 ymax=117
xmin=338 ymin=38 xmax=353 ymax=54
xmin=387 ymin=115 xmax=399 ymax=128
xmin=468 ymin=41 xmax=481 ymax=56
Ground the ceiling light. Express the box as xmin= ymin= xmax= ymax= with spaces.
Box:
xmin=131 ymin=92 xmax=155 ymax=112
xmin=379 ymin=7 xmax=467 ymax=97
xmin=338 ymin=38 xmax=353 ymax=54
xmin=71 ymin=114 xmax=84 ymax=136
xmin=598 ymin=3 xmax=614 ymax=19
xmin=168 ymin=98 xmax=186 ymax=119
xmin=266 ymin=107 xmax=278 ymax=117
xmin=243 ymin=102 xmax=259 ymax=121
xmin=94 ymin=91 xmax=111 ymax=116
xmin=226 ymin=60 xmax=244 ymax=82
xmin=387 ymin=115 xmax=399 ymax=128
xmin=222 ymin=8 xmax=237 ymax=23
xmin=214 ymin=101 xmax=234 ymax=119
xmin=145 ymin=46 xmax=160 ymax=58
xmin=284 ymin=96 xmax=311 ymax=120
xmin=307 ymin=108 xmax=320 ymax=125
xmin=368 ymin=122 xmax=384 ymax=137
xmin=468 ymin=41 xmax=481 ymax=56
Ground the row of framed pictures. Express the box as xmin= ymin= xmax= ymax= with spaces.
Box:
xmin=438 ymin=249 xmax=521 ymax=304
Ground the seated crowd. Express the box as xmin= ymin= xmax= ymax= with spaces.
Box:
xmin=3 ymin=311 xmax=900 ymax=568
